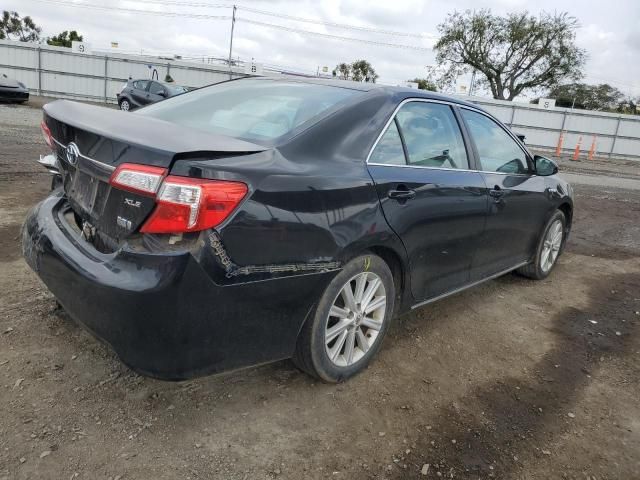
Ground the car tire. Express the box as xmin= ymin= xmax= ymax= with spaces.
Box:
xmin=293 ymin=253 xmax=395 ymax=383
xmin=119 ymin=98 xmax=131 ymax=111
xmin=517 ymin=210 xmax=566 ymax=280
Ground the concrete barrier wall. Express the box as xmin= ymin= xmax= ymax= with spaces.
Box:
xmin=1 ymin=39 xmax=639 ymax=160
xmin=0 ymin=39 xmax=245 ymax=103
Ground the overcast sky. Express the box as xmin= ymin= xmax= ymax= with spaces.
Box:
xmin=6 ymin=0 xmax=640 ymax=98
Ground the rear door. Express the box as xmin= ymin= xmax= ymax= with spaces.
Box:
xmin=459 ymin=108 xmax=550 ymax=277
xmin=131 ymin=80 xmax=150 ymax=105
xmin=367 ymin=100 xmax=487 ymax=301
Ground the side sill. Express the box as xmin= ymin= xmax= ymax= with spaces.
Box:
xmin=410 ymin=261 xmax=530 ymax=310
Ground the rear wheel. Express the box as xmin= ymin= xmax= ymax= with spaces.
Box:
xmin=293 ymin=253 xmax=395 ymax=382
xmin=119 ymin=98 xmax=131 ymax=111
xmin=517 ymin=210 xmax=566 ymax=280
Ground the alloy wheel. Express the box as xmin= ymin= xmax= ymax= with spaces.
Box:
xmin=325 ymin=272 xmax=387 ymax=367
xmin=120 ymin=100 xmax=130 ymax=111
xmin=541 ymin=219 xmax=563 ymax=272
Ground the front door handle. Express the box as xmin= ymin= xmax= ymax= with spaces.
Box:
xmin=388 ymin=188 xmax=416 ymax=200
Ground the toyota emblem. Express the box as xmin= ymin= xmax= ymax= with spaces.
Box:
xmin=66 ymin=142 xmax=80 ymax=166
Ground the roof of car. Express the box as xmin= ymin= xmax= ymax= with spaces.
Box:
xmin=233 ymin=76 xmax=481 ymax=110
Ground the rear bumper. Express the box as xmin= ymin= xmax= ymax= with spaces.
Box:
xmin=22 ymin=194 xmax=333 ymax=380
xmin=0 ymin=88 xmax=29 ymax=101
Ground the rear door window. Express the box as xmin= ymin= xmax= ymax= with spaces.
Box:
xmin=133 ymin=80 xmax=150 ymax=91
xmin=395 ymin=102 xmax=469 ymax=170
xmin=368 ymin=120 xmax=406 ymax=165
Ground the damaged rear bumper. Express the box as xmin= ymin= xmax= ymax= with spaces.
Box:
xmin=22 ymin=194 xmax=336 ymax=380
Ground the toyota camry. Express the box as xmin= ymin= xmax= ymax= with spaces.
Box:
xmin=22 ymin=77 xmax=573 ymax=382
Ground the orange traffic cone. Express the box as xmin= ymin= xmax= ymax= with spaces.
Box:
xmin=588 ymin=135 xmax=597 ymax=161
xmin=556 ymin=131 xmax=565 ymax=157
xmin=572 ymin=136 xmax=582 ymax=161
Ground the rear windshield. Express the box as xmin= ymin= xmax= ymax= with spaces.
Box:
xmin=137 ymin=78 xmax=361 ymax=143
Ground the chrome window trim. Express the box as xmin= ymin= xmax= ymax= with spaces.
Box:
xmin=365 ymin=98 xmax=482 ymax=169
xmin=52 ymin=137 xmax=116 ymax=172
xmin=367 ymin=161 xmax=536 ymax=177
xmin=365 ymin=97 xmax=535 ymax=176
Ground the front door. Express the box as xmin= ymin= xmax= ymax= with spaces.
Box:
xmin=459 ymin=108 xmax=551 ymax=277
xmin=367 ymin=100 xmax=487 ymax=301
xmin=147 ymin=81 xmax=167 ymax=104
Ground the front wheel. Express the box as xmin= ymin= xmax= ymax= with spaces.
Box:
xmin=293 ymin=253 xmax=395 ymax=383
xmin=517 ymin=210 xmax=566 ymax=280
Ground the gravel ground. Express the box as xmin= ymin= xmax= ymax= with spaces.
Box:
xmin=1 ymin=100 xmax=639 ymax=480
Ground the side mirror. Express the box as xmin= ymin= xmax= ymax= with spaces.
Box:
xmin=515 ymin=133 xmax=526 ymax=144
xmin=157 ymin=90 xmax=167 ymax=97
xmin=534 ymin=155 xmax=558 ymax=176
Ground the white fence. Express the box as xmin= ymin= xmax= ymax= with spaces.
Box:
xmin=461 ymin=95 xmax=640 ymax=161
xmin=1 ymin=39 xmax=639 ymax=160
xmin=0 ymin=39 xmax=246 ymax=104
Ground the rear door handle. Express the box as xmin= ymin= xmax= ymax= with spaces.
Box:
xmin=388 ymin=188 xmax=416 ymax=200
xmin=489 ymin=186 xmax=504 ymax=202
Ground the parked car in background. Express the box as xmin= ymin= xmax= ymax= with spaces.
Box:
xmin=25 ymin=77 xmax=573 ymax=383
xmin=117 ymin=79 xmax=188 ymax=111
xmin=0 ymin=74 xmax=29 ymax=103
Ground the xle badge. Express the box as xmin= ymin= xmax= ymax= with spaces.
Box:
xmin=124 ymin=198 xmax=141 ymax=208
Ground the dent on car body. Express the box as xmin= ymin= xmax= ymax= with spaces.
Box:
xmin=208 ymin=231 xmax=341 ymax=278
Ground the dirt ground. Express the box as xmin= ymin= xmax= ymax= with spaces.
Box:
xmin=1 ymin=100 xmax=639 ymax=480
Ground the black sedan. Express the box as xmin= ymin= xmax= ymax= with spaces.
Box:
xmin=0 ymin=74 xmax=29 ymax=103
xmin=117 ymin=78 xmax=188 ymax=111
xmin=23 ymin=78 xmax=573 ymax=382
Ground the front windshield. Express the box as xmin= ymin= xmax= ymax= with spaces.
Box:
xmin=137 ymin=78 xmax=361 ymax=143
xmin=165 ymin=84 xmax=188 ymax=94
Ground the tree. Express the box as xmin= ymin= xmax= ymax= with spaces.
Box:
xmin=47 ymin=30 xmax=83 ymax=48
xmin=617 ymin=97 xmax=639 ymax=115
xmin=332 ymin=60 xmax=378 ymax=83
xmin=536 ymin=83 xmax=625 ymax=111
xmin=409 ymin=78 xmax=437 ymax=91
xmin=332 ymin=63 xmax=351 ymax=80
xmin=0 ymin=11 xmax=41 ymax=42
xmin=433 ymin=10 xmax=586 ymax=100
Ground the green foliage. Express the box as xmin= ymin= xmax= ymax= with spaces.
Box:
xmin=617 ymin=98 xmax=639 ymax=115
xmin=409 ymin=78 xmax=438 ymax=91
xmin=0 ymin=10 xmax=41 ymax=42
xmin=332 ymin=60 xmax=378 ymax=83
xmin=540 ymin=83 xmax=624 ymax=111
xmin=47 ymin=30 xmax=83 ymax=48
xmin=434 ymin=10 xmax=586 ymax=100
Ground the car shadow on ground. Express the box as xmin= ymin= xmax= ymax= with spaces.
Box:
xmin=42 ymin=266 xmax=639 ymax=478
xmin=387 ymin=271 xmax=640 ymax=478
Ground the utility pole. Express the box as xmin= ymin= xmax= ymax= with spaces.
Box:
xmin=228 ymin=5 xmax=237 ymax=80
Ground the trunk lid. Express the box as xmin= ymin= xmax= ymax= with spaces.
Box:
xmin=0 ymin=76 xmax=21 ymax=88
xmin=43 ymin=100 xmax=266 ymax=251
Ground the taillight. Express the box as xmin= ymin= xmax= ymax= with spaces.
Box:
xmin=140 ymin=176 xmax=248 ymax=233
xmin=40 ymin=120 xmax=54 ymax=150
xmin=109 ymin=163 xmax=167 ymax=197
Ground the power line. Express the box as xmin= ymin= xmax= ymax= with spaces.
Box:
xmin=28 ymin=0 xmax=231 ymax=20
xmin=237 ymin=18 xmax=432 ymax=51
xmin=26 ymin=0 xmax=433 ymax=51
xmin=130 ymin=0 xmax=435 ymax=39
xmin=241 ymin=5 xmax=435 ymax=40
